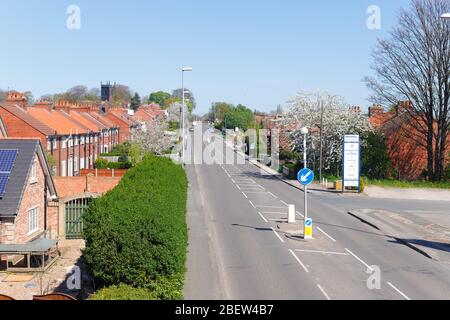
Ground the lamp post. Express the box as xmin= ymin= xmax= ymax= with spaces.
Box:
xmin=181 ymin=67 xmax=192 ymax=165
xmin=300 ymin=127 xmax=309 ymax=221
xmin=441 ymin=13 xmax=450 ymax=19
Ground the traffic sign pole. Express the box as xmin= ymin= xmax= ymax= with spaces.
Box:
xmin=298 ymin=168 xmax=314 ymax=240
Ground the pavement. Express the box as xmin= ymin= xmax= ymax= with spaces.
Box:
xmin=364 ymin=185 xmax=450 ymax=202
xmin=184 ymin=126 xmax=450 ymax=300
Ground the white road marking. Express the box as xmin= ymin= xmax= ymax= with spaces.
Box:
xmin=231 ymin=179 xmax=236 ymax=183
xmin=262 ymin=212 xmax=288 ymax=215
xmin=280 ymin=200 xmax=289 ymax=206
xmin=317 ymin=227 xmax=337 ymax=243
xmin=296 ymin=211 xmax=305 ymax=218
xmin=242 ymin=192 xmax=248 ymax=199
xmin=271 ymin=228 xmax=285 ymax=243
xmin=387 ymin=282 xmax=411 ymax=300
xmin=317 ymin=284 xmax=331 ymax=300
xmin=268 ymin=192 xmax=278 ymax=199
xmin=294 ymin=249 xmax=349 ymax=256
xmin=257 ymin=206 xmax=287 ymax=209
xmin=244 ymin=192 xmax=268 ymax=195
xmin=289 ymin=249 xmax=309 ymax=273
xmin=249 ymin=201 xmax=256 ymax=209
xmin=258 ymin=212 xmax=268 ymax=223
xmin=345 ymin=248 xmax=374 ymax=272
xmin=236 ymin=185 xmax=241 ymax=190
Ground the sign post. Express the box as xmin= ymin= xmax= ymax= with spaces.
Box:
xmin=298 ymin=168 xmax=314 ymax=239
xmin=342 ymin=135 xmax=361 ymax=193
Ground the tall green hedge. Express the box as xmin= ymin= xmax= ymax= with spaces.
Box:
xmin=83 ymin=155 xmax=188 ymax=298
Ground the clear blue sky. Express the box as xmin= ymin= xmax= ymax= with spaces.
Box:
xmin=0 ymin=0 xmax=411 ymax=114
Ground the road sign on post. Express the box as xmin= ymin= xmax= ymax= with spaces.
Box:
xmin=298 ymin=168 xmax=314 ymax=239
xmin=342 ymin=135 xmax=361 ymax=193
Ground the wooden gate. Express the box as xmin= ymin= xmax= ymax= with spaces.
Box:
xmin=65 ymin=198 xmax=92 ymax=239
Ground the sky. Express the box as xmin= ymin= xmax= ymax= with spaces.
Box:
xmin=0 ymin=0 xmax=412 ymax=115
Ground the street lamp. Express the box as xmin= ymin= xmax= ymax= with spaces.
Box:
xmin=441 ymin=13 xmax=450 ymax=19
xmin=181 ymin=67 xmax=193 ymax=165
xmin=300 ymin=127 xmax=308 ymax=169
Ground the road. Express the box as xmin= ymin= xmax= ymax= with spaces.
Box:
xmin=184 ymin=125 xmax=450 ymax=300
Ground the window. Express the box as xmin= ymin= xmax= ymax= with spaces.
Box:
xmin=53 ymin=139 xmax=57 ymax=149
xmin=80 ymin=157 xmax=85 ymax=170
xmin=81 ymin=136 xmax=85 ymax=145
xmin=28 ymin=207 xmax=39 ymax=235
xmin=74 ymin=157 xmax=78 ymax=173
xmin=75 ymin=136 xmax=79 ymax=146
xmin=47 ymin=141 xmax=51 ymax=151
xmin=68 ymin=137 xmax=73 ymax=148
xmin=62 ymin=137 xmax=67 ymax=149
xmin=89 ymin=155 xmax=93 ymax=166
xmin=68 ymin=158 xmax=73 ymax=177
xmin=62 ymin=160 xmax=67 ymax=177
xmin=30 ymin=161 xmax=37 ymax=183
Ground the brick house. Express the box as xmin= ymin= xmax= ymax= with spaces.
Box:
xmin=0 ymin=92 xmax=121 ymax=177
xmin=0 ymin=139 xmax=58 ymax=245
xmin=369 ymin=102 xmax=450 ymax=180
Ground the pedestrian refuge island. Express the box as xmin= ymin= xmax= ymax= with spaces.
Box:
xmin=0 ymin=238 xmax=59 ymax=272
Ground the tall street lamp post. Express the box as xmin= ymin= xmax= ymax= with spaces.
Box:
xmin=301 ymin=127 xmax=309 ymax=221
xmin=441 ymin=13 xmax=450 ymax=19
xmin=181 ymin=67 xmax=192 ymax=165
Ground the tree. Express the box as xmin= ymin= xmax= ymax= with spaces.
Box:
xmin=132 ymin=118 xmax=171 ymax=156
xmin=172 ymin=88 xmax=196 ymax=112
xmin=224 ymin=104 xmax=254 ymax=131
xmin=130 ymin=93 xmax=141 ymax=111
xmin=112 ymin=84 xmax=132 ymax=107
xmin=285 ymin=90 xmax=373 ymax=175
xmin=148 ymin=91 xmax=171 ymax=106
xmin=209 ymin=102 xmax=233 ymax=122
xmin=364 ymin=0 xmax=450 ymax=181
xmin=361 ymin=132 xmax=392 ymax=179
xmin=0 ymin=89 xmax=6 ymax=103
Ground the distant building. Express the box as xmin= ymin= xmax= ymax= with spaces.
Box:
xmin=101 ymin=82 xmax=115 ymax=102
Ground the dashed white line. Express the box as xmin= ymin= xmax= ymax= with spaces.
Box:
xmin=249 ymin=200 xmax=256 ymax=209
xmin=257 ymin=206 xmax=287 ymax=209
xmin=317 ymin=284 xmax=331 ymax=300
xmin=268 ymin=192 xmax=278 ymax=199
xmin=280 ymin=200 xmax=289 ymax=206
xmin=296 ymin=211 xmax=305 ymax=218
xmin=271 ymin=227 xmax=285 ymax=243
xmin=258 ymin=212 xmax=268 ymax=223
xmin=294 ymin=249 xmax=349 ymax=256
xmin=242 ymin=192 xmax=248 ymax=199
xmin=345 ymin=248 xmax=374 ymax=272
xmin=317 ymin=227 xmax=337 ymax=243
xmin=289 ymin=249 xmax=309 ymax=273
xmin=387 ymin=282 xmax=411 ymax=300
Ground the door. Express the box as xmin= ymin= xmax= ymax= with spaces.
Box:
xmin=65 ymin=198 xmax=92 ymax=239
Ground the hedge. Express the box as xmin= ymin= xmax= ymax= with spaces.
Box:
xmin=89 ymin=284 xmax=156 ymax=300
xmin=83 ymin=154 xmax=188 ymax=299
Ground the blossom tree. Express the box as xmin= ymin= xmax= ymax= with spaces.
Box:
xmin=284 ymin=90 xmax=373 ymax=175
xmin=132 ymin=118 xmax=172 ymax=157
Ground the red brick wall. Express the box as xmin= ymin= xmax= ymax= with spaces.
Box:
xmin=53 ymin=176 xmax=121 ymax=198
xmin=13 ymin=154 xmax=46 ymax=244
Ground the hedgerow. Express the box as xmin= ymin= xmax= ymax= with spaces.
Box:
xmin=83 ymin=154 xmax=188 ymax=299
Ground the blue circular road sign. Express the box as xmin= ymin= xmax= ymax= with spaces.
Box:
xmin=297 ymin=168 xmax=315 ymax=186
xmin=305 ymin=218 xmax=313 ymax=227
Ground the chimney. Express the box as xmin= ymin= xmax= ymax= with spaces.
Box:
xmin=34 ymin=100 xmax=53 ymax=111
xmin=396 ymin=101 xmax=413 ymax=115
xmin=54 ymin=100 xmax=71 ymax=113
xmin=368 ymin=104 xmax=385 ymax=117
xmin=6 ymin=91 xmax=28 ymax=109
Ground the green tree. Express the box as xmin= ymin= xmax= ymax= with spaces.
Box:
xmin=148 ymin=91 xmax=171 ymax=106
xmin=362 ymin=132 xmax=392 ymax=179
xmin=130 ymin=93 xmax=141 ymax=111
xmin=224 ymin=104 xmax=254 ymax=131
xmin=209 ymin=102 xmax=233 ymax=122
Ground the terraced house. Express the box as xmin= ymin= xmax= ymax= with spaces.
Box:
xmin=0 ymin=92 xmax=124 ymax=176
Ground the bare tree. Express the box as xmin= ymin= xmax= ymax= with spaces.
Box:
xmin=365 ymin=0 xmax=450 ymax=181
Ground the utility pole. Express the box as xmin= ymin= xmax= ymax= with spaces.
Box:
xmin=319 ymin=101 xmax=324 ymax=183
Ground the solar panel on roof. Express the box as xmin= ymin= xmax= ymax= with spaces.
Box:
xmin=0 ymin=149 xmax=18 ymax=198
xmin=0 ymin=150 xmax=18 ymax=172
